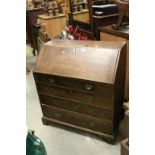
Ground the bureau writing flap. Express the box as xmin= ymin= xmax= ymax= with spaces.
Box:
xmin=34 ymin=40 xmax=126 ymax=84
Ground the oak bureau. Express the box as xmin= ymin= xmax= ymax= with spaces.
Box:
xmin=33 ymin=40 xmax=126 ymax=143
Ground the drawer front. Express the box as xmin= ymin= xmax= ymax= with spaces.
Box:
xmin=37 ymin=83 xmax=95 ymax=104
xmin=40 ymin=95 xmax=113 ymax=120
xmin=42 ymin=105 xmax=113 ymax=134
xmin=37 ymin=83 xmax=113 ymax=110
xmin=34 ymin=73 xmax=112 ymax=97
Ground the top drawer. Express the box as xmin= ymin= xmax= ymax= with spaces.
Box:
xmin=34 ymin=73 xmax=112 ymax=97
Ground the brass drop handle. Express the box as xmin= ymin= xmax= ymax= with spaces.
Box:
xmin=86 ymin=96 xmax=94 ymax=101
xmin=73 ymin=105 xmax=79 ymax=111
xmin=69 ymin=90 xmax=73 ymax=94
xmin=88 ymin=122 xmax=95 ymax=128
xmin=54 ymin=113 xmax=61 ymax=118
xmin=48 ymin=78 xmax=55 ymax=84
xmin=88 ymin=109 xmax=94 ymax=114
xmin=84 ymin=84 xmax=94 ymax=91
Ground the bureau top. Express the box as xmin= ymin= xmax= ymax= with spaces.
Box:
xmin=34 ymin=40 xmax=126 ymax=84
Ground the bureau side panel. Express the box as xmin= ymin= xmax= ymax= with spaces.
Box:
xmin=112 ymin=45 xmax=126 ymax=130
xmin=99 ymin=32 xmax=128 ymax=101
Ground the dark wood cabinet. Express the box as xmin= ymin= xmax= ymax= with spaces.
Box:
xmin=26 ymin=8 xmax=44 ymax=54
xmin=89 ymin=0 xmax=119 ymax=34
xmin=33 ymin=40 xmax=126 ymax=143
xmin=68 ymin=0 xmax=119 ymax=38
xmin=93 ymin=14 xmax=118 ymax=38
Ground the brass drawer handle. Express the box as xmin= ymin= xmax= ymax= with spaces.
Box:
xmin=54 ymin=113 xmax=61 ymax=118
xmin=73 ymin=105 xmax=79 ymax=111
xmin=48 ymin=78 xmax=55 ymax=84
xmin=86 ymin=96 xmax=94 ymax=101
xmin=84 ymin=84 xmax=94 ymax=91
xmin=88 ymin=122 xmax=95 ymax=128
xmin=69 ymin=90 xmax=73 ymax=94
xmin=88 ymin=109 xmax=94 ymax=114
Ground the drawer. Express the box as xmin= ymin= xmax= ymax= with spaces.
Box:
xmin=37 ymin=83 xmax=95 ymax=104
xmin=37 ymin=83 xmax=113 ymax=109
xmin=42 ymin=104 xmax=113 ymax=134
xmin=40 ymin=95 xmax=113 ymax=120
xmin=34 ymin=73 xmax=112 ymax=97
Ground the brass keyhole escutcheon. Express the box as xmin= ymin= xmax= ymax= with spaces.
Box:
xmin=85 ymin=84 xmax=94 ymax=90
xmin=48 ymin=78 xmax=55 ymax=84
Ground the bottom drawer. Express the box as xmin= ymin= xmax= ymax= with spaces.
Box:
xmin=42 ymin=104 xmax=113 ymax=134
